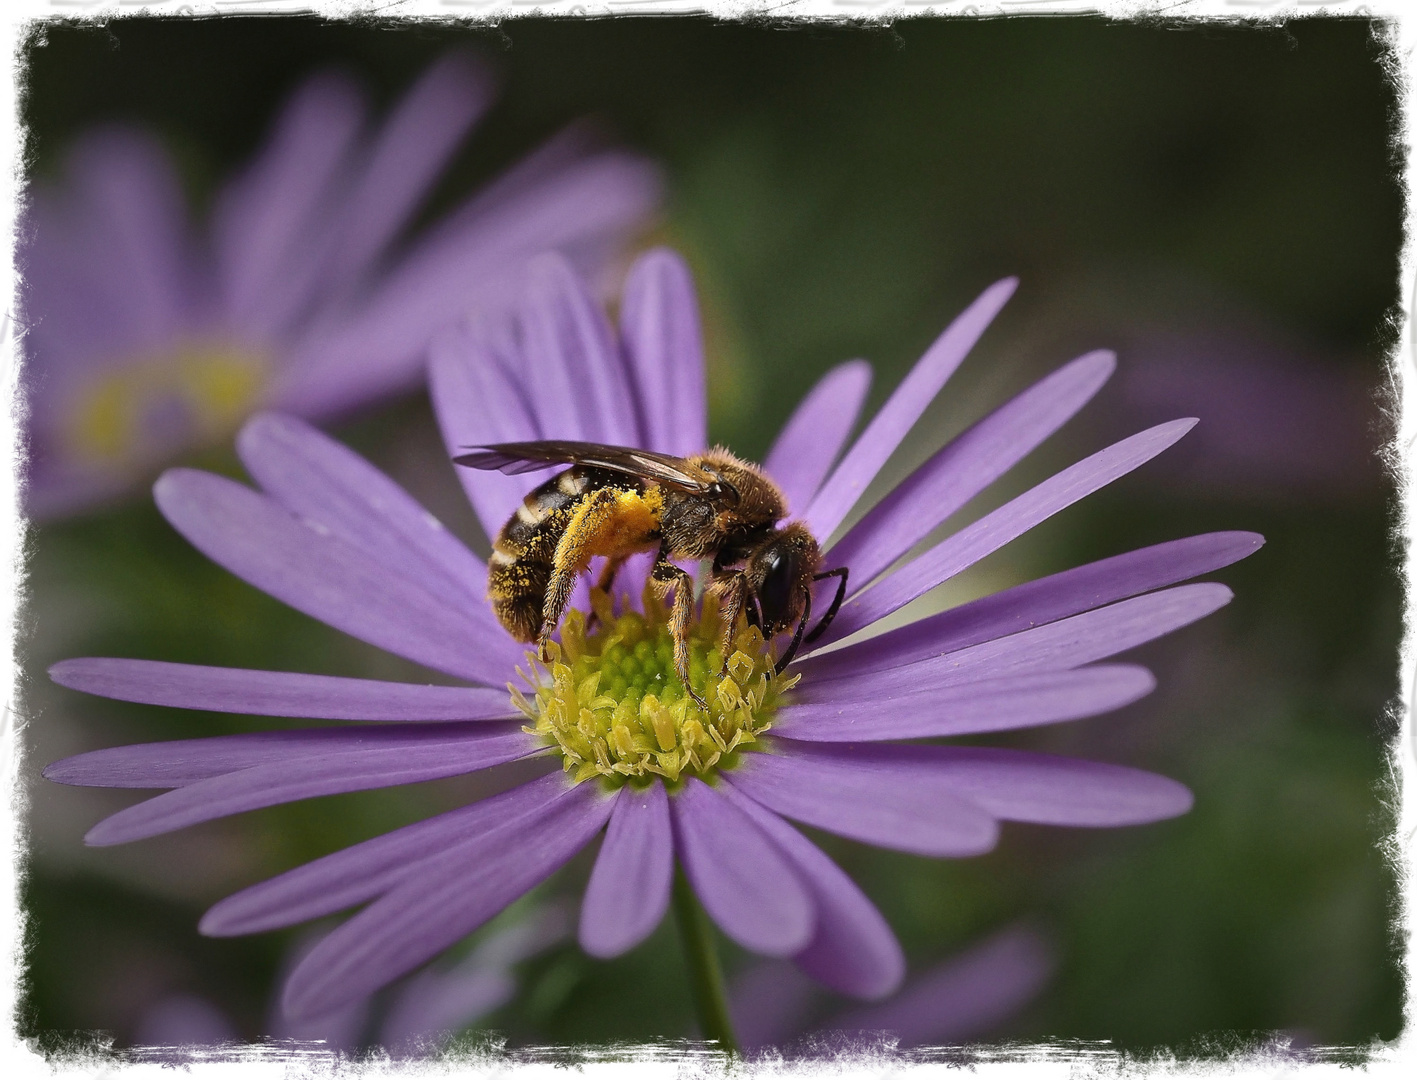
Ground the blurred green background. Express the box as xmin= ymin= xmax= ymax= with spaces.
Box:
xmin=19 ymin=15 xmax=1402 ymax=1052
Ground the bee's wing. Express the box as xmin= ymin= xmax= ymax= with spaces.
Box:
xmin=455 ymin=440 xmax=711 ymax=492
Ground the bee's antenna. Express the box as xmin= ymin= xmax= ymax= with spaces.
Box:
xmin=804 ymin=567 xmax=849 ymax=644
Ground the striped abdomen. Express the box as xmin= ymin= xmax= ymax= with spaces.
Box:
xmin=487 ymin=467 xmax=641 ymax=641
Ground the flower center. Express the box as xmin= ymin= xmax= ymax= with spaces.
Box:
xmin=66 ymin=343 xmax=269 ymax=467
xmin=514 ymin=587 xmax=795 ymax=787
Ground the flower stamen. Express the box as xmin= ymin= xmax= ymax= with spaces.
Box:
xmin=518 ymin=585 xmax=796 ymax=787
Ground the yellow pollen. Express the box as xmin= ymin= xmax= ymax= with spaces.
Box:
xmin=514 ymin=585 xmax=797 ymax=788
xmin=66 ymin=342 xmax=269 ymax=466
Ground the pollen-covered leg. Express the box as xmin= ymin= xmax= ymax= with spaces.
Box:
xmin=541 ymin=488 xmax=649 ymax=654
xmin=652 ymin=557 xmax=705 ymax=709
xmin=586 ymin=554 xmax=630 ymax=631
xmin=707 ymin=572 xmax=749 ymax=675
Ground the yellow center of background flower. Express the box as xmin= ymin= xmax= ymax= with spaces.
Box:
xmin=516 ymin=587 xmax=794 ymax=787
xmin=67 ymin=343 xmax=268 ymax=466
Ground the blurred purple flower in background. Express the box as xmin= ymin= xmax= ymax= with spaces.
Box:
xmin=730 ymin=923 xmax=1053 ymax=1052
xmin=1111 ymin=319 xmax=1382 ymax=504
xmin=44 ymin=248 xmax=1260 ymax=1025
xmin=20 ymin=52 xmax=659 ymax=518
xmin=132 ymin=901 xmax=571 ymax=1055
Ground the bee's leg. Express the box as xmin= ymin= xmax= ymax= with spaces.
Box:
xmin=773 ymin=587 xmax=813 ymax=674
xmin=538 ymin=489 xmax=622 ymax=658
xmin=804 ymin=567 xmax=849 ymax=644
xmin=586 ymin=554 xmax=629 ymax=631
xmin=706 ymin=572 xmax=748 ymax=674
xmin=652 ymin=555 xmax=707 ymax=710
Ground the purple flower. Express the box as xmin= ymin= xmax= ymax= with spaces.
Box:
xmin=44 ymin=247 xmax=1262 ymax=1024
xmin=21 ymin=52 xmax=659 ymax=519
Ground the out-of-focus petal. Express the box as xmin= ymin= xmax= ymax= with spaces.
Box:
xmin=518 ymin=253 xmax=640 ymax=445
xmin=429 ymin=325 xmax=544 ymax=539
xmin=816 ymin=419 xmax=1198 ymax=644
xmin=724 ymin=743 xmax=998 ymax=858
xmin=898 ymin=745 xmax=1194 ymax=826
xmin=49 ymin=658 xmax=512 ymax=723
xmin=322 ymin=53 xmax=494 ymax=294
xmin=202 ymin=773 xmax=571 ymax=936
xmin=776 ymin=665 xmax=1155 ymax=741
xmin=275 ymin=151 xmax=659 ymax=420
xmin=237 ymin=412 xmax=489 ymax=604
xmin=379 ymin=970 xmax=512 ymax=1050
xmin=67 ymin=128 xmax=197 ymax=346
xmin=827 ymin=351 xmax=1116 ymax=590
xmin=671 ymin=778 xmax=814 ymax=957
xmin=579 ymin=781 xmax=673 ymax=958
xmin=799 ymin=531 xmax=1262 ymax=678
xmin=808 ymin=584 xmax=1231 ymax=691
xmin=729 ymin=962 xmax=820 ymax=1052
xmin=718 ymin=783 xmax=904 ymax=1000
xmin=619 ymin=247 xmax=707 ymax=456
xmin=831 ymin=924 xmax=1053 ymax=1046
xmin=765 ymin=361 xmax=873 ymax=516
xmin=805 ymin=278 xmax=1018 ymax=542
xmin=153 ymin=468 xmax=520 ymax=684
xmin=82 ymin=726 xmax=538 ymax=845
xmin=280 ymin=781 xmax=615 ymax=1018
xmin=213 ymin=71 xmax=365 ymax=340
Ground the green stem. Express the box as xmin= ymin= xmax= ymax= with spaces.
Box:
xmin=672 ymin=865 xmax=741 ymax=1054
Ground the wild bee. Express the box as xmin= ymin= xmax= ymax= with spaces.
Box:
xmin=454 ymin=440 xmax=848 ymax=707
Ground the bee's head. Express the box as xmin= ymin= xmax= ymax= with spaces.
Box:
xmin=747 ymin=523 xmax=821 ymax=637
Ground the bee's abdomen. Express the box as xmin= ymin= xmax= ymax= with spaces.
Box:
xmin=487 ymin=468 xmax=628 ymax=641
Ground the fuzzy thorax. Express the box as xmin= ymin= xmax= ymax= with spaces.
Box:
xmin=514 ymin=586 xmax=795 ymax=786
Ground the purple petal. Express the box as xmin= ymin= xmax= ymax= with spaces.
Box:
xmin=379 ymin=969 xmax=512 ymax=1048
xmin=428 ymin=325 xmax=544 ymax=540
xmin=817 ymin=419 xmax=1198 ymax=644
xmin=321 ymin=53 xmax=493 ymax=294
xmin=805 ymin=278 xmax=1018 ymax=541
xmin=730 ymin=962 xmax=819 ymax=1051
xmin=153 ymin=468 xmax=517 ymax=684
xmin=723 ymin=744 xmax=998 ymax=858
xmin=49 ymin=657 xmax=512 ymax=722
xmin=57 ymin=127 xmax=196 ymax=349
xmin=236 ymin=412 xmax=490 ymax=606
xmin=798 ymin=531 xmax=1263 ymax=679
xmin=671 ymin=778 xmax=815 ymax=957
xmin=827 ymin=351 xmax=1116 ymax=590
xmin=212 ymin=71 xmax=364 ymax=340
xmin=618 ymin=247 xmax=707 ymax=456
xmin=765 ymin=361 xmax=873 ymax=516
xmin=45 ymin=725 xmax=512 ymax=789
xmin=820 ymin=585 xmax=1229 ymax=691
xmin=202 ymin=772 xmax=572 ymax=936
xmin=518 ymin=253 xmax=640 ymax=445
xmin=810 ymin=583 xmax=1232 ymax=690
xmin=775 ymin=665 xmax=1156 ymax=742
xmin=717 ymin=783 xmax=904 ymax=1000
xmin=891 ymin=745 xmax=1194 ymax=826
xmin=83 ymin=727 xmax=539 ymax=845
xmin=280 ymin=781 xmax=615 ymax=1018
xmin=831 ymin=924 xmax=1053 ymax=1045
xmin=274 ymin=152 xmax=659 ymax=420
xmin=579 ymin=781 xmax=673 ymax=958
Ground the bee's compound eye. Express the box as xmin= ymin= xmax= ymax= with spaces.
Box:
xmin=707 ymin=480 xmax=739 ymax=505
xmin=755 ymin=544 xmax=799 ymax=633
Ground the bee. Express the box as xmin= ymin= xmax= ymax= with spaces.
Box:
xmin=454 ymin=440 xmax=848 ymax=707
